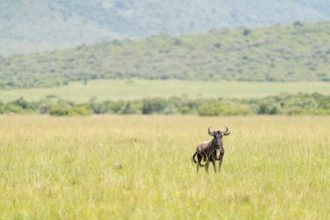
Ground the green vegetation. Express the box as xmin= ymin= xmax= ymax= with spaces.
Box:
xmin=1 ymin=93 xmax=330 ymax=116
xmin=1 ymin=0 xmax=330 ymax=55
xmin=1 ymin=21 xmax=330 ymax=88
xmin=0 ymin=115 xmax=329 ymax=219
xmin=1 ymin=80 xmax=330 ymax=103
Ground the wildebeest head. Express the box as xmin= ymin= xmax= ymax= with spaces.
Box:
xmin=208 ymin=127 xmax=230 ymax=147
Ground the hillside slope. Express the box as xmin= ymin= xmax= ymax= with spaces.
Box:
xmin=1 ymin=22 xmax=330 ymax=88
xmin=1 ymin=0 xmax=330 ymax=55
xmin=0 ymin=0 xmax=124 ymax=55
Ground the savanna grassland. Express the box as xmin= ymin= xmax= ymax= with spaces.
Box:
xmin=0 ymin=115 xmax=329 ymax=219
xmin=1 ymin=80 xmax=330 ymax=102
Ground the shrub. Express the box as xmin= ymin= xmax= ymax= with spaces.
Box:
xmin=69 ymin=105 xmax=91 ymax=116
xmin=198 ymin=102 xmax=253 ymax=116
xmin=142 ymin=98 xmax=167 ymax=114
xmin=256 ymin=103 xmax=281 ymax=115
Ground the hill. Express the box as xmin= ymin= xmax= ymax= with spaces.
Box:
xmin=1 ymin=22 xmax=330 ymax=88
xmin=1 ymin=0 xmax=330 ymax=55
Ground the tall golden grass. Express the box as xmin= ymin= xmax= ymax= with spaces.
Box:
xmin=0 ymin=115 xmax=329 ymax=219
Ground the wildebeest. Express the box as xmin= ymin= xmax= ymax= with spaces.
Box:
xmin=192 ymin=127 xmax=230 ymax=173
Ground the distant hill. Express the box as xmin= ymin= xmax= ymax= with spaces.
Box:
xmin=1 ymin=0 xmax=330 ymax=55
xmin=1 ymin=21 xmax=330 ymax=88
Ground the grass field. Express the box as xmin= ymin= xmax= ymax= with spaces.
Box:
xmin=0 ymin=115 xmax=329 ymax=219
xmin=1 ymin=80 xmax=330 ymax=102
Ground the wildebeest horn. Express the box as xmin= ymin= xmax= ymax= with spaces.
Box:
xmin=222 ymin=126 xmax=230 ymax=136
xmin=208 ymin=127 xmax=215 ymax=136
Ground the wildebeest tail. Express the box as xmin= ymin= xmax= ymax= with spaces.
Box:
xmin=192 ymin=152 xmax=205 ymax=167
xmin=192 ymin=152 xmax=198 ymax=164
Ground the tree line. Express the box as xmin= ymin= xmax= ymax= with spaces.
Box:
xmin=1 ymin=93 xmax=330 ymax=116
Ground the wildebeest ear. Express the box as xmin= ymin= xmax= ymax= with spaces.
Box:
xmin=223 ymin=132 xmax=230 ymax=136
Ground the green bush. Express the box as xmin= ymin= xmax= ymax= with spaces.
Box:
xmin=0 ymin=102 xmax=5 ymax=113
xmin=49 ymin=104 xmax=70 ymax=116
xmin=48 ymin=100 xmax=74 ymax=116
xmin=103 ymin=101 xmax=125 ymax=114
xmin=142 ymin=98 xmax=167 ymax=114
xmin=69 ymin=105 xmax=91 ymax=116
xmin=90 ymin=102 xmax=107 ymax=114
xmin=256 ymin=103 xmax=281 ymax=115
xmin=198 ymin=103 xmax=253 ymax=116
xmin=5 ymin=104 xmax=23 ymax=114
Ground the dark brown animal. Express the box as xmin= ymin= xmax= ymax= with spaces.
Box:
xmin=192 ymin=127 xmax=230 ymax=173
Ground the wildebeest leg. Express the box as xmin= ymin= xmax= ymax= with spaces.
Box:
xmin=205 ymin=159 xmax=210 ymax=173
xmin=218 ymin=151 xmax=225 ymax=172
xmin=197 ymin=154 xmax=203 ymax=173
xmin=212 ymin=157 xmax=217 ymax=173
